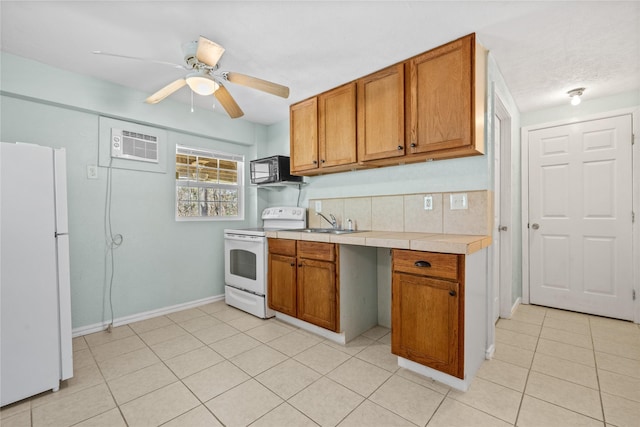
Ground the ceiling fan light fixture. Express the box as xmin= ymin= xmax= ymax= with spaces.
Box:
xmin=186 ymin=72 xmax=220 ymax=96
xmin=567 ymin=87 xmax=585 ymax=106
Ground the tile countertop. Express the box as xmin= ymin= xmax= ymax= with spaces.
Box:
xmin=266 ymin=230 xmax=492 ymax=255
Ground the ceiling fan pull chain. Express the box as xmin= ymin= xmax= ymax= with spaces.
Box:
xmin=190 ymin=90 xmax=194 ymax=113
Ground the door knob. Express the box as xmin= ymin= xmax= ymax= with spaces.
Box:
xmin=531 ymin=223 xmax=540 ymax=230
xmin=499 ymin=225 xmax=508 ymax=232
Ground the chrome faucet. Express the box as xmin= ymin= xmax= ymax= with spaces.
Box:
xmin=316 ymin=212 xmax=338 ymax=229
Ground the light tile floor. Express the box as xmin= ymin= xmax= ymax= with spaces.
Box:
xmin=1 ymin=302 xmax=639 ymax=426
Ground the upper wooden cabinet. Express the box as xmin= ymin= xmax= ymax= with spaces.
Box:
xmin=289 ymin=33 xmax=486 ymax=175
xmin=406 ymin=34 xmax=485 ymax=160
xmin=290 ymin=83 xmax=358 ymax=175
xmin=290 ymin=98 xmax=318 ymax=174
xmin=357 ymin=64 xmax=405 ymax=162
xmin=319 ymin=83 xmax=357 ymax=168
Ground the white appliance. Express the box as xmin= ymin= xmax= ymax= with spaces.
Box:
xmin=1 ymin=142 xmax=73 ymax=406
xmin=224 ymin=207 xmax=306 ymax=318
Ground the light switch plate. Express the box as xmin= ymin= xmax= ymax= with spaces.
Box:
xmin=315 ymin=201 xmax=322 ymax=213
xmin=450 ymin=193 xmax=468 ymax=210
xmin=424 ymin=195 xmax=433 ymax=210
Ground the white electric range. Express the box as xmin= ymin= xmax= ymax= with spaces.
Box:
xmin=224 ymin=207 xmax=306 ymax=318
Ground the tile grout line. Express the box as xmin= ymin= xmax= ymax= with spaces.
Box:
xmin=589 ymin=316 xmax=607 ymax=426
xmin=512 ymin=307 xmax=545 ymax=427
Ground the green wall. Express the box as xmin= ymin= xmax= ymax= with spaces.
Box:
xmin=1 ymin=53 xmax=266 ymax=330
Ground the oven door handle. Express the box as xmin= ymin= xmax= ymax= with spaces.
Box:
xmin=224 ymin=234 xmax=263 ymax=242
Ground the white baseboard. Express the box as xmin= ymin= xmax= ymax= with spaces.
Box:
xmin=398 ymin=357 xmax=470 ymax=392
xmin=510 ymin=297 xmax=522 ymax=316
xmin=485 ymin=344 xmax=495 ymax=360
xmin=275 ymin=312 xmax=346 ymax=344
xmin=72 ymin=294 xmax=225 ymax=337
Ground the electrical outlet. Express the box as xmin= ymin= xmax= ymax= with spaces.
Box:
xmin=87 ymin=164 xmax=98 ymax=180
xmin=424 ymin=195 xmax=433 ymax=210
xmin=450 ymin=193 xmax=468 ymax=210
xmin=315 ymin=200 xmax=322 ymax=213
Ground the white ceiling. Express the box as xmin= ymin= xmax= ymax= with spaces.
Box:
xmin=1 ymin=1 xmax=638 ymax=125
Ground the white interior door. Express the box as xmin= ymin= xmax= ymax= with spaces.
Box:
xmin=493 ymin=115 xmax=502 ymax=322
xmin=494 ymin=97 xmax=513 ymax=320
xmin=528 ymin=114 xmax=633 ymax=320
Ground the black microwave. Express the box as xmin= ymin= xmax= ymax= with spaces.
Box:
xmin=250 ymin=156 xmax=302 ymax=185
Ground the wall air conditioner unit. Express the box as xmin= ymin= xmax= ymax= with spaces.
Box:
xmin=111 ymin=128 xmax=159 ymax=163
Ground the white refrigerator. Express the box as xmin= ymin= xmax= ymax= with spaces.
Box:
xmin=1 ymin=142 xmax=73 ymax=406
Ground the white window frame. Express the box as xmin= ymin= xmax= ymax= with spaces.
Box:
xmin=175 ymin=145 xmax=244 ymax=221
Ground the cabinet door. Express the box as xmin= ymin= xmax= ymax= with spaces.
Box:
xmin=268 ymin=254 xmax=297 ymax=317
xmin=297 ymin=259 xmax=338 ymax=332
xmin=408 ymin=35 xmax=472 ymax=154
xmin=290 ymin=98 xmax=319 ymax=173
xmin=391 ymin=272 xmax=462 ymax=378
xmin=319 ymin=83 xmax=357 ymax=168
xmin=357 ymin=64 xmax=405 ymax=161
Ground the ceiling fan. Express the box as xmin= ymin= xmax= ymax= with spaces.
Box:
xmin=93 ymin=36 xmax=290 ymax=119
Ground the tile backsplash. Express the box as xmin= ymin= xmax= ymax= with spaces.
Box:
xmin=309 ymin=190 xmax=492 ymax=236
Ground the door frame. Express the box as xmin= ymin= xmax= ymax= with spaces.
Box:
xmin=521 ymin=107 xmax=640 ymax=323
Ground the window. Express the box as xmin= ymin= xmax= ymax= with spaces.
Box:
xmin=175 ymin=145 xmax=244 ymax=220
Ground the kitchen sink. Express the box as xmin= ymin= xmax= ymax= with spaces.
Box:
xmin=288 ymin=228 xmax=365 ymax=234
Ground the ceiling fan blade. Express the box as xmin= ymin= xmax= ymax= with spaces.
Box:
xmin=214 ymin=85 xmax=244 ymax=118
xmin=92 ymin=51 xmax=186 ymax=69
xmin=196 ymin=36 xmax=225 ymax=68
xmin=145 ymin=79 xmax=187 ymax=104
xmin=226 ymin=72 xmax=290 ymax=98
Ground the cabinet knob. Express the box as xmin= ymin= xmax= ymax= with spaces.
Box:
xmin=321 ymin=159 xmax=325 ymax=163
xmin=397 ymin=145 xmax=403 ymax=151
xmin=313 ymin=160 xmax=317 ymax=164
xmin=410 ymin=143 xmax=416 ymax=148
xmin=414 ymin=261 xmax=431 ymax=268
xmin=290 ymin=262 xmax=295 ymax=267
xmin=449 ymin=290 xmax=457 ymax=297
xmin=298 ymin=263 xmax=303 ymax=267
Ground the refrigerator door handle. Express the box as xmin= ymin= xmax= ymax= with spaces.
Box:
xmin=54 ymin=232 xmax=69 ymax=237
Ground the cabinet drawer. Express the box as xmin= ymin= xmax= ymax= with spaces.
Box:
xmin=268 ymin=238 xmax=296 ymax=256
xmin=297 ymin=241 xmax=335 ymax=262
xmin=392 ymin=250 xmax=459 ymax=280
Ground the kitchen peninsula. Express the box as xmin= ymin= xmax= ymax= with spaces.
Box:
xmin=266 ymin=228 xmax=491 ymax=392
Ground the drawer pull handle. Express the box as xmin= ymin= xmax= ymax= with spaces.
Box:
xmin=449 ymin=290 xmax=456 ymax=297
xmin=414 ymin=261 xmax=431 ymax=268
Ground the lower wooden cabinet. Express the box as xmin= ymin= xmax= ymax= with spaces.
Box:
xmin=268 ymin=253 xmax=297 ymax=317
xmin=268 ymin=239 xmax=339 ymax=332
xmin=298 ymin=258 xmax=337 ymax=331
xmin=391 ymin=249 xmax=464 ymax=378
